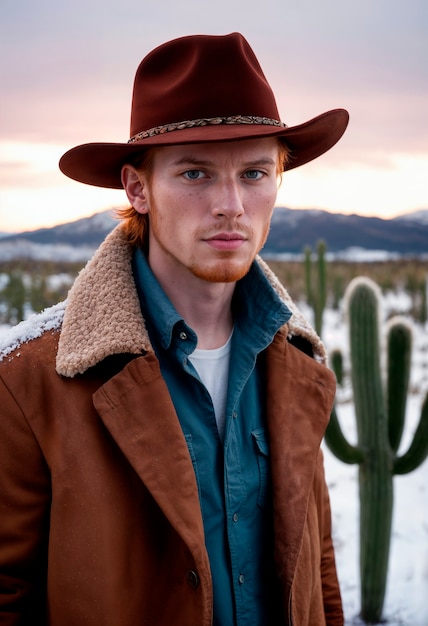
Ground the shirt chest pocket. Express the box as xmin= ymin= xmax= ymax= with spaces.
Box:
xmin=251 ymin=428 xmax=271 ymax=510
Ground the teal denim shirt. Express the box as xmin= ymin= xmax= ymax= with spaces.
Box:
xmin=132 ymin=249 xmax=291 ymax=626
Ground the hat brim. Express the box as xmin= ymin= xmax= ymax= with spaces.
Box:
xmin=59 ymin=108 xmax=349 ymax=189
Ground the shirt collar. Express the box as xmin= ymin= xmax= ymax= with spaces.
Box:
xmin=233 ymin=261 xmax=292 ymax=353
xmin=132 ymin=248 xmax=292 ymax=353
xmin=132 ymin=248 xmax=197 ymax=352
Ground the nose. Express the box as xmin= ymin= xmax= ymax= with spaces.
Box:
xmin=212 ymin=179 xmax=244 ymax=219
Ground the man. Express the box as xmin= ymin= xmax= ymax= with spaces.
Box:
xmin=0 ymin=33 xmax=348 ymax=625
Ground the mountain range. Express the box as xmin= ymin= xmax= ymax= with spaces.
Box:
xmin=1 ymin=207 xmax=427 ymax=262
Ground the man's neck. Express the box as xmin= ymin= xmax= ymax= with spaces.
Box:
xmin=151 ymin=267 xmax=235 ymax=350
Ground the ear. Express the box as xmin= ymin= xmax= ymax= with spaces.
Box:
xmin=121 ymin=165 xmax=150 ymax=214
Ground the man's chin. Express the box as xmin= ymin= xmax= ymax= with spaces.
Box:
xmin=190 ymin=260 xmax=252 ymax=283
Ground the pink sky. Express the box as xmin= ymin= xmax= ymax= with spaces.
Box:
xmin=1 ymin=0 xmax=427 ymax=232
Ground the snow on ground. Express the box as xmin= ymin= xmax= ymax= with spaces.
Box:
xmin=0 ymin=289 xmax=427 ymax=625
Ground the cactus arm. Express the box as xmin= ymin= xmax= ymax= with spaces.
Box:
xmin=324 ymin=405 xmax=365 ymax=464
xmin=315 ymin=240 xmax=326 ymax=336
xmin=387 ymin=319 xmax=412 ymax=452
xmin=304 ymin=246 xmax=313 ymax=307
xmin=330 ymin=349 xmax=343 ymax=387
xmin=325 ymin=348 xmax=364 ymax=463
xmin=303 ymin=241 xmax=327 ymax=336
xmin=393 ymin=390 xmax=428 ymax=474
xmin=317 ymin=240 xmax=327 ymax=313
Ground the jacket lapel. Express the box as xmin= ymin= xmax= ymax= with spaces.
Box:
xmin=265 ymin=332 xmax=336 ymax=588
xmin=92 ymin=352 xmax=207 ymax=562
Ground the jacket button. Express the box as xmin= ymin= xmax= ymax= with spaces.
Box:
xmin=186 ymin=570 xmax=199 ymax=589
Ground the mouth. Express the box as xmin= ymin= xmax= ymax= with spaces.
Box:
xmin=203 ymin=232 xmax=247 ymax=251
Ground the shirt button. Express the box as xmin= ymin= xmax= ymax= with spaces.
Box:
xmin=179 ymin=331 xmax=188 ymax=341
xmin=238 ymin=574 xmax=245 ymax=584
xmin=186 ymin=570 xmax=199 ymax=589
xmin=232 ymin=513 xmax=239 ymax=522
xmin=232 ymin=410 xmax=238 ymax=419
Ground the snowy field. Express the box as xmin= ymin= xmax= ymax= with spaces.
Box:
xmin=1 ymin=287 xmax=427 ymax=625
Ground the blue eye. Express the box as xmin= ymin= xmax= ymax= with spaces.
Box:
xmin=245 ymin=170 xmax=263 ymax=180
xmin=184 ymin=170 xmax=204 ymax=180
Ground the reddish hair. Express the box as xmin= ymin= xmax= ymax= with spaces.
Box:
xmin=115 ymin=149 xmax=156 ymax=249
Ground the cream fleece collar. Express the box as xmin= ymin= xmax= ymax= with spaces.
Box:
xmin=55 ymin=225 xmax=325 ymax=378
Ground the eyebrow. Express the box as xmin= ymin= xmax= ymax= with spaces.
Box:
xmin=170 ymin=157 xmax=214 ymax=167
xmin=242 ymin=157 xmax=277 ymax=167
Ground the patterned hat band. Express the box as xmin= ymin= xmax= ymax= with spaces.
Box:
xmin=128 ymin=115 xmax=288 ymax=143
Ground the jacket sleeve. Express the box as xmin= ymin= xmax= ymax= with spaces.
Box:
xmin=316 ymin=450 xmax=344 ymax=626
xmin=0 ymin=375 xmax=50 ymax=625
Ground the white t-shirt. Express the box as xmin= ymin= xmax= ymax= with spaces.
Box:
xmin=188 ymin=331 xmax=233 ymax=440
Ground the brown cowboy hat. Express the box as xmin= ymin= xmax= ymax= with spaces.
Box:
xmin=59 ymin=32 xmax=349 ymax=189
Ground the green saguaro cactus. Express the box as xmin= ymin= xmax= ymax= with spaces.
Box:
xmin=304 ymin=239 xmax=327 ymax=336
xmin=325 ymin=276 xmax=428 ymax=624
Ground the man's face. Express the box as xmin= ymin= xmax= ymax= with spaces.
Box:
xmin=137 ymin=138 xmax=280 ymax=285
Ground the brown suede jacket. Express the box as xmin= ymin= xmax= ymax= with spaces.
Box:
xmin=0 ymin=225 xmax=343 ymax=626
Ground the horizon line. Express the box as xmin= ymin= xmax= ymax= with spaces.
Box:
xmin=1 ymin=204 xmax=427 ymax=236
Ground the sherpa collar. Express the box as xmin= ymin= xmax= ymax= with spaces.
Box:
xmin=55 ymin=224 xmax=325 ymax=378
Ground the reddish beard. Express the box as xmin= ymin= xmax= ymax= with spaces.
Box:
xmin=188 ymin=254 xmax=252 ymax=283
xmin=148 ymin=194 xmax=271 ymax=283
